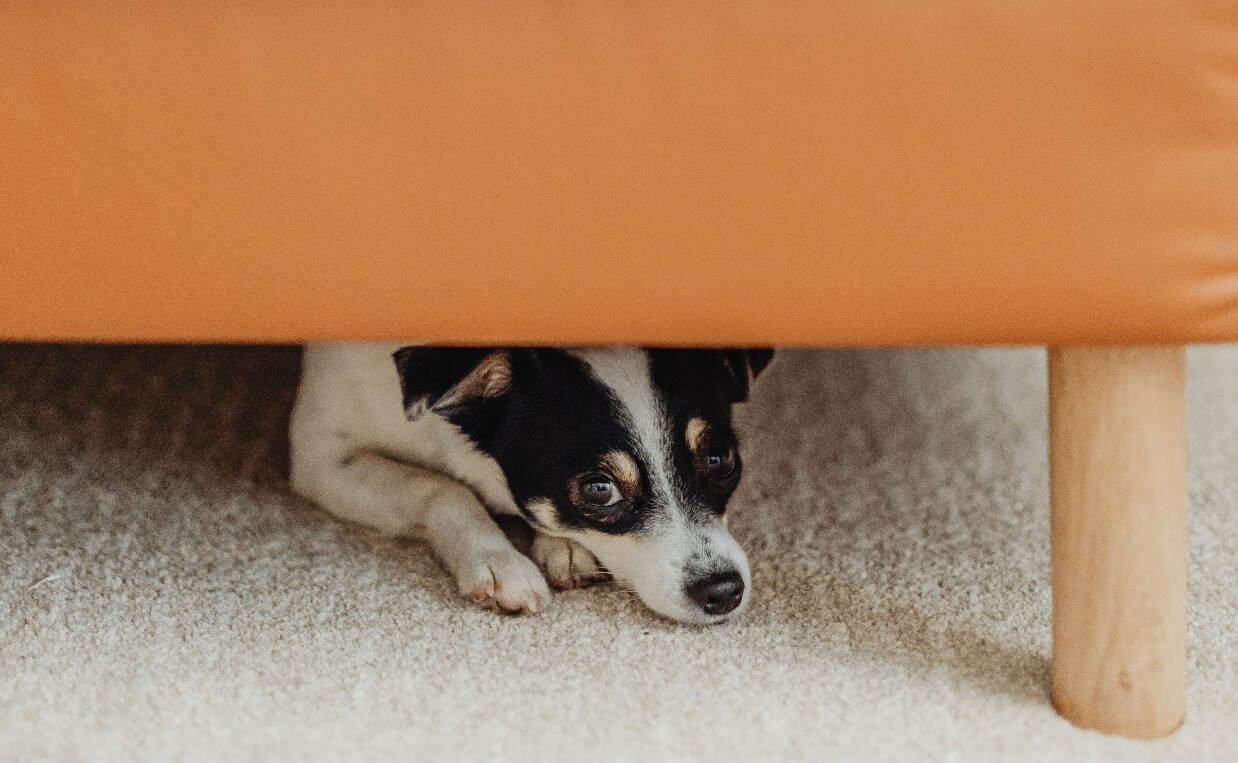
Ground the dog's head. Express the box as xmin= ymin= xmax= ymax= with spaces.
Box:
xmin=393 ymin=346 xmax=772 ymax=624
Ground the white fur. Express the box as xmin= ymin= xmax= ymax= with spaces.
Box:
xmin=290 ymin=342 xmax=547 ymax=613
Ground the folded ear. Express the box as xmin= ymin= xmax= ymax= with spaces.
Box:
xmin=718 ymin=349 xmax=775 ymax=403
xmin=392 ymin=347 xmax=513 ymax=420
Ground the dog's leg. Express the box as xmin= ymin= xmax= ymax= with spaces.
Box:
xmin=291 ymin=450 xmax=550 ymax=614
xmin=530 ymin=533 xmax=610 ymax=590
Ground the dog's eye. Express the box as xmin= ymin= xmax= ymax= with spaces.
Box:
xmin=705 ymin=446 xmax=737 ymax=480
xmin=579 ymin=477 xmax=622 ymax=508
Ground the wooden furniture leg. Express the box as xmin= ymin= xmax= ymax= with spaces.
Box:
xmin=1047 ymin=346 xmax=1186 ymax=738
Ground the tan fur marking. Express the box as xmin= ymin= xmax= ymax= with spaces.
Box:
xmin=525 ymin=498 xmax=559 ymax=529
xmin=686 ymin=417 xmax=709 ymax=455
xmin=601 ymin=451 xmax=643 ymax=499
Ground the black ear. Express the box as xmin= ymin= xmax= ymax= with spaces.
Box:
xmin=392 ymin=347 xmax=513 ymax=420
xmin=717 ymin=349 xmax=775 ymax=403
xmin=649 ymin=348 xmax=775 ymax=404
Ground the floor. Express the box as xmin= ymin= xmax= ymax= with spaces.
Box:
xmin=1 ymin=344 xmax=1235 ymax=761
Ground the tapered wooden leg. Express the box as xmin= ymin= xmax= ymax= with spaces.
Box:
xmin=1048 ymin=346 xmax=1186 ymax=738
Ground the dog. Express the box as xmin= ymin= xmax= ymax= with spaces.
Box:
xmin=289 ymin=343 xmax=771 ymax=624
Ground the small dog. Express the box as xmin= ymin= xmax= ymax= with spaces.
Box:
xmin=289 ymin=343 xmax=771 ymax=624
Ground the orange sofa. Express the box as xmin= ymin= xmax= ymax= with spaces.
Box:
xmin=3 ymin=1 xmax=1236 ymax=739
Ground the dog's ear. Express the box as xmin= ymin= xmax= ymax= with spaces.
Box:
xmin=392 ymin=347 xmax=513 ymax=420
xmin=650 ymin=348 xmax=775 ymax=404
xmin=718 ymin=349 xmax=774 ymax=402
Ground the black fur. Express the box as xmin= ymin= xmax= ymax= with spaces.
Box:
xmin=392 ymin=346 xmax=501 ymax=414
xmin=392 ymin=347 xmax=773 ymax=538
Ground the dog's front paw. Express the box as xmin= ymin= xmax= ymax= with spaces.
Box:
xmin=456 ymin=548 xmax=551 ymax=615
xmin=531 ymin=533 xmax=609 ymax=590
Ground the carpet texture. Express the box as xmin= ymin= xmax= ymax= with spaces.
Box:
xmin=1 ymin=344 xmax=1235 ymax=761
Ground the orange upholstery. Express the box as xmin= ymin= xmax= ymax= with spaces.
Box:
xmin=2 ymin=1 xmax=1236 ymax=346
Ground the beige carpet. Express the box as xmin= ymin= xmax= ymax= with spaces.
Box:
xmin=1 ymin=344 xmax=1235 ymax=761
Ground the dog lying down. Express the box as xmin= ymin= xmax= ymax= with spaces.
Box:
xmin=290 ymin=344 xmax=772 ymax=625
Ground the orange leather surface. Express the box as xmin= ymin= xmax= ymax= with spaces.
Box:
xmin=2 ymin=1 xmax=1237 ymax=346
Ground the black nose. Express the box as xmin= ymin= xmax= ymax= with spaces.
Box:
xmin=685 ymin=570 xmax=745 ymax=616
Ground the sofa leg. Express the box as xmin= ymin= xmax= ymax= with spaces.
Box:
xmin=1047 ymin=346 xmax=1186 ymax=738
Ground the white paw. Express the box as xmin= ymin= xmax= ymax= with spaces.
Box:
xmin=531 ymin=533 xmax=608 ymax=590
xmin=455 ymin=547 xmax=551 ymax=615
